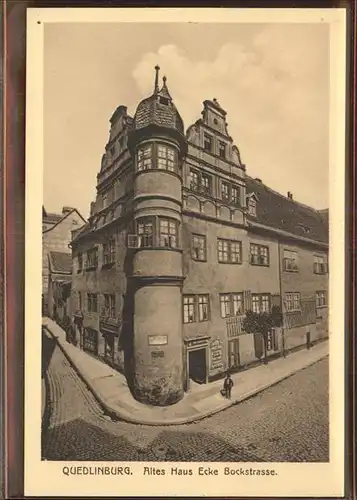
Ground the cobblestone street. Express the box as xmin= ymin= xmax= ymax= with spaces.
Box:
xmin=42 ymin=332 xmax=329 ymax=463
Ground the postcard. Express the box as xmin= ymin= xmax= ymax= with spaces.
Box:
xmin=25 ymin=7 xmax=346 ymax=497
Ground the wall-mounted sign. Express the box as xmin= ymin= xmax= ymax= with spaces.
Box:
xmin=210 ymin=339 xmax=223 ymax=370
xmin=148 ymin=335 xmax=168 ymax=346
xmin=151 ymin=350 xmax=164 ymax=359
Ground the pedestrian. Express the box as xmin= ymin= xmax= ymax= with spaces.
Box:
xmin=223 ymin=372 xmax=234 ymax=399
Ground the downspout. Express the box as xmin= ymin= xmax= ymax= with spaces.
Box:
xmin=278 ymin=242 xmax=287 ymax=357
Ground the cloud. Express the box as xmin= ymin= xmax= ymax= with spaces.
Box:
xmin=131 ymin=27 xmax=329 ymax=208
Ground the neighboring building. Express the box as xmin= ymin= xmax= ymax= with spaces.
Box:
xmin=47 ymin=250 xmax=73 ymax=323
xmin=42 ymin=206 xmax=85 ymax=314
xmin=70 ymin=66 xmax=329 ymax=407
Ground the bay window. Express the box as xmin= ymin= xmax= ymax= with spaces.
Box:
xmin=137 ymin=143 xmax=178 ymax=172
xmin=136 ymin=216 xmax=179 ymax=249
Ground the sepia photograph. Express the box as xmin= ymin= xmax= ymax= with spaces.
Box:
xmin=24 ymin=7 xmax=346 ymax=498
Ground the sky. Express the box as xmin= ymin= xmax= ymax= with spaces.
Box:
xmin=43 ymin=22 xmax=330 ymax=219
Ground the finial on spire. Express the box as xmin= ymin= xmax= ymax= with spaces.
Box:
xmin=154 ymin=65 xmax=160 ymax=93
xmin=163 ymin=75 xmax=167 ymax=84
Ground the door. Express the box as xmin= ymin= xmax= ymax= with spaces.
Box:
xmin=228 ymin=339 xmax=240 ymax=369
xmin=188 ymin=348 xmax=207 ymax=384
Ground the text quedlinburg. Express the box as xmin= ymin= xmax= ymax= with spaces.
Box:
xmin=62 ymin=465 xmax=278 ymax=477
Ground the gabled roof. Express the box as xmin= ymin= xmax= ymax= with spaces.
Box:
xmin=245 ymin=177 xmax=328 ymax=244
xmin=42 ymin=207 xmax=86 ymax=234
xmin=48 ymin=251 xmax=72 ymax=274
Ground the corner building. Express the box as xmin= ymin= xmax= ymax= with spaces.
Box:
xmin=70 ymin=67 xmax=328 ymax=406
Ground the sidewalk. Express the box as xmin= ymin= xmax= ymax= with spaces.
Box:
xmin=42 ymin=317 xmax=329 ymax=426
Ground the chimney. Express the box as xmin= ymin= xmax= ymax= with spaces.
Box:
xmin=62 ymin=206 xmax=74 ymax=214
xmin=287 ymin=192 xmax=293 ymax=200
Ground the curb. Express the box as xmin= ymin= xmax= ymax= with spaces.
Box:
xmin=43 ymin=324 xmax=329 ymax=426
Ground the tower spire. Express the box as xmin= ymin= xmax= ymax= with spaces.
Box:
xmin=154 ymin=65 xmax=160 ymax=94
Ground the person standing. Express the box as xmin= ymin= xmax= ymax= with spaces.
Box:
xmin=223 ymin=373 xmax=234 ymax=399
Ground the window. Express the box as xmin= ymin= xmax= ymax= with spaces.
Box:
xmin=285 ymin=292 xmax=301 ymax=312
xmin=220 ymin=293 xmax=244 ymax=318
xmin=183 ymin=296 xmax=195 ymax=323
xmin=313 ymin=255 xmax=328 ymax=274
xmin=78 ymin=291 xmax=82 ymax=310
xmin=83 ymin=328 xmax=98 ymax=354
xmin=219 ymin=142 xmax=226 ymax=158
xmin=103 ymin=293 xmax=116 ymax=318
xmin=159 ymin=219 xmax=177 ymax=248
xmin=204 ymin=134 xmax=212 ymax=152
xmin=231 ymin=186 xmax=240 ymax=206
xmin=119 ymin=136 xmax=125 ymax=150
xmin=232 ymin=293 xmax=244 ymax=315
xmin=87 ymin=293 xmax=98 ymax=313
xmin=252 ymin=294 xmax=271 ymax=313
xmin=222 ymin=182 xmax=230 ymax=201
xmin=283 ymin=249 xmax=299 ymax=272
xmin=86 ymin=248 xmax=98 ymax=269
xmin=198 ymin=295 xmax=210 ymax=322
xmin=103 ymin=239 xmax=115 ymax=265
xmin=183 ymin=294 xmax=210 ymax=323
xmin=189 ymin=170 xmax=199 ymax=191
xmin=159 ymin=96 xmax=169 ymax=106
xmin=77 ymin=253 xmax=83 ymax=272
xmin=137 ymin=145 xmax=153 ymax=171
xmin=136 ymin=216 xmax=179 ymax=249
xmin=189 ymin=169 xmax=212 ymax=196
xmin=201 ymin=173 xmax=212 ymax=195
xmin=191 ymin=234 xmax=206 ymax=261
xmin=217 ymin=238 xmax=242 ymax=264
xmin=247 ymin=197 xmax=256 ymax=216
xmin=137 ymin=218 xmax=154 ymax=247
xmin=110 ymin=145 xmax=115 ymax=158
xmin=250 ymin=244 xmax=269 ymax=266
xmin=157 ymin=145 xmax=175 ymax=171
xmin=221 ymin=182 xmax=241 ymax=206
xmin=316 ymin=291 xmax=327 ymax=308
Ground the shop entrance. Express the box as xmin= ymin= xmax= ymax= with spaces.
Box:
xmin=188 ymin=348 xmax=207 ymax=384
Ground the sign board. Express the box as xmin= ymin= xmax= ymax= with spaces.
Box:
xmin=210 ymin=339 xmax=223 ymax=370
xmin=151 ymin=350 xmax=164 ymax=359
xmin=148 ymin=335 xmax=168 ymax=346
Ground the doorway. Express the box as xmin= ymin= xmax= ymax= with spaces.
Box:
xmin=188 ymin=348 xmax=207 ymax=384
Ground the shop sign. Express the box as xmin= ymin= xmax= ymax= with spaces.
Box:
xmin=210 ymin=339 xmax=223 ymax=370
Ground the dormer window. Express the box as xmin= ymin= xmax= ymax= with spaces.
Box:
xmin=159 ymin=96 xmax=169 ymax=106
xmin=219 ymin=141 xmax=226 ymax=158
xmin=248 ymin=197 xmax=256 ymax=216
xmin=204 ymin=134 xmax=212 ymax=152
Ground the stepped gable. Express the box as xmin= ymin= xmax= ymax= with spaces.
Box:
xmin=246 ymin=176 xmax=328 ymax=244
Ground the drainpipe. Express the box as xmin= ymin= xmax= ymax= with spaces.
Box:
xmin=278 ymin=243 xmax=287 ymax=358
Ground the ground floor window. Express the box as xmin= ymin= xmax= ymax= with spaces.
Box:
xmin=83 ymin=328 xmax=98 ymax=355
xmin=316 ymin=290 xmax=327 ymax=308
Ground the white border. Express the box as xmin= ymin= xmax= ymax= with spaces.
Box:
xmin=25 ymin=8 xmax=346 ymax=497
